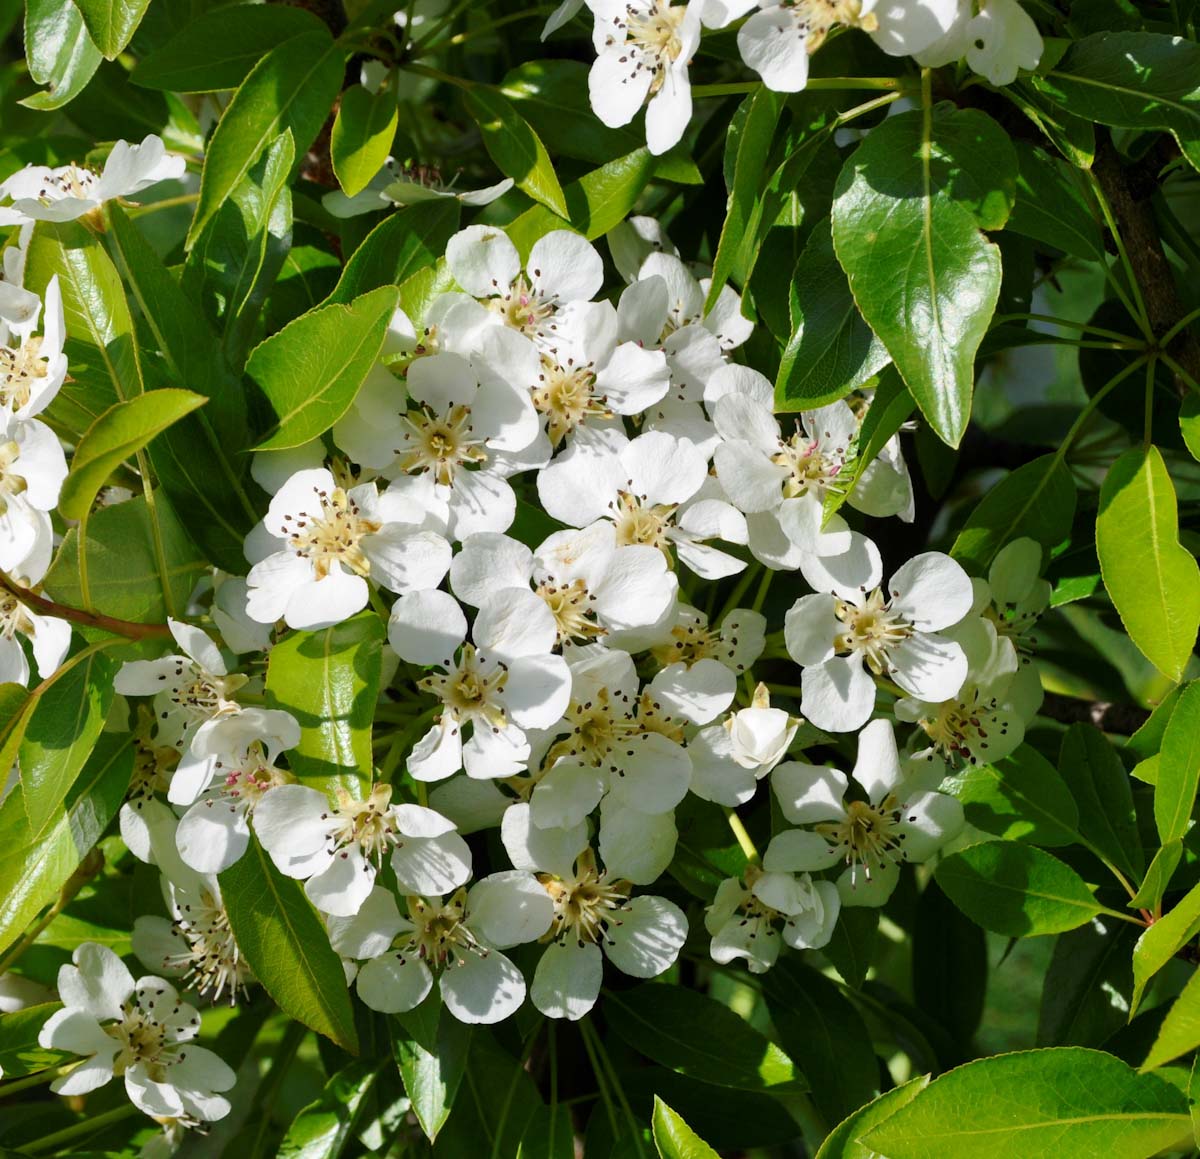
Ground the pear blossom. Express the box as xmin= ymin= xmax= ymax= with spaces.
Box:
xmin=0 ymin=135 xmax=186 ymax=225
xmin=785 ymin=551 xmax=974 ymax=732
xmin=771 ymin=718 xmax=964 ymax=905
xmin=389 ymin=587 xmax=572 ymax=781
xmin=0 ymin=275 xmax=67 ymax=419
xmin=115 ymin=620 xmax=247 ymax=752
xmin=38 ymin=943 xmax=235 ymax=1122
xmin=244 ymin=467 xmax=452 ymax=630
xmin=0 ymin=587 xmax=70 ymax=687
xmin=608 ymin=215 xmax=679 ymax=283
xmin=587 ymin=0 xmax=701 ymax=155
xmin=705 ymin=859 xmax=841 ymax=973
xmin=328 ymin=874 xmax=553 ymax=1023
xmin=647 ymin=605 xmax=767 ymax=676
xmin=0 ymin=412 xmax=67 ymax=582
xmin=537 ymin=429 xmax=750 ymax=579
xmin=254 ymin=783 xmax=472 ymax=917
xmin=914 ymin=0 xmax=1042 ymax=86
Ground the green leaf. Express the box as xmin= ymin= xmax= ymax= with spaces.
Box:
xmin=392 ymin=999 xmax=472 ymax=1142
xmin=1037 ymin=919 xmax=1137 ymax=1047
xmin=220 ymin=836 xmax=358 ymax=1053
xmin=707 ymin=87 xmax=785 ymax=311
xmin=1129 ymin=841 xmax=1182 ymax=911
xmin=265 ymin=612 xmax=384 ymax=798
xmin=831 ymin=105 xmax=1013 ymax=447
xmin=21 ymin=0 xmax=101 ymax=110
xmin=1130 ymin=684 xmax=1184 ymax=760
xmin=1004 ymin=81 xmax=1095 ymax=168
xmin=1007 ymin=142 xmax=1104 ymax=262
xmin=517 ymin=1103 xmax=575 ymax=1159
xmin=951 ymin=454 xmax=1077 ymax=573
xmin=0 ymin=733 xmax=133 ymax=958
xmin=332 ymin=85 xmax=399 ymax=199
xmin=822 ymin=907 xmax=879 ymax=990
xmin=279 ymin=1059 xmax=380 ymax=1158
xmin=44 ymin=492 xmax=208 ymax=626
xmin=913 ymin=880 xmax=987 ymax=1046
xmin=466 ymin=87 xmax=567 ymax=217
xmin=327 ymin=200 xmax=461 ymax=306
xmin=1143 ymin=968 xmax=1200 ymax=1071
xmin=133 ymin=5 xmax=327 ymax=92
xmin=934 ymin=841 xmax=1103 ymax=937
xmin=1035 ymin=32 xmax=1200 ymax=173
xmin=861 ymin=1047 xmax=1190 ymax=1158
xmin=187 ymin=30 xmax=344 ymax=249
xmin=1181 ymin=395 xmax=1200 ymax=463
xmin=814 ymin=1076 xmax=930 ymax=1159
xmin=652 ymin=1098 xmax=719 ymax=1159
xmin=606 ymin=983 xmax=803 ymax=1092
xmin=19 ymin=651 xmax=116 ymax=838
xmin=943 ymin=745 xmax=1081 ymax=847
xmin=0 ymin=1002 xmax=69 ymax=1078
xmin=1058 ymin=723 xmax=1144 ymax=880
xmin=1133 ymin=880 xmax=1200 ymax=1013
xmin=1097 ymin=445 xmax=1200 ymax=683
xmin=251 ymin=285 xmax=401 ymax=449
xmin=183 ymin=131 xmax=295 ymax=368
xmin=1154 ymin=682 xmax=1200 ymax=845
xmin=774 ymin=218 xmax=890 ymax=410
xmin=505 ymin=150 xmax=658 ymax=259
xmin=72 ymin=0 xmax=149 ymax=58
xmin=764 ymin=958 xmax=879 ymax=1124
xmin=58 ymin=389 xmax=207 ymax=521
xmin=24 ymin=219 xmax=143 ymax=403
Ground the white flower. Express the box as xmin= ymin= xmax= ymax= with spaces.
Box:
xmin=115 ymin=620 xmax=246 ymax=751
xmin=770 ymin=718 xmax=964 ymax=905
xmin=647 ymin=604 xmax=767 ymax=675
xmin=0 ymin=135 xmax=186 ymax=224
xmin=914 ymin=0 xmax=1041 ymax=85
xmin=328 ymin=874 xmax=553 ymax=1024
xmin=210 ymin=572 xmax=274 ymax=655
xmin=253 ymin=783 xmax=472 ymax=917
xmin=785 ymin=551 xmax=974 ymax=732
xmin=0 ymin=588 xmax=70 ymax=687
xmin=0 ymin=413 xmax=66 ymax=583
xmin=390 ymin=587 xmax=572 ymax=781
xmin=608 ymin=215 xmax=679 ymax=283
xmin=977 ymin=537 xmax=1051 ymax=667
xmin=705 ymin=862 xmax=840 ymax=973
xmin=323 ymin=158 xmax=514 ymax=217
xmin=587 ymin=0 xmax=701 ymax=154
xmin=0 ymin=275 xmax=67 ymax=419
xmin=245 ymin=467 xmax=452 ymax=630
xmin=38 ymin=943 xmax=235 ymax=1122
xmin=868 ymin=0 xmax=962 ymax=58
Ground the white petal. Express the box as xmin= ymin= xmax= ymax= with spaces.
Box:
xmin=502 ymin=801 xmax=588 ymax=877
xmin=762 ymin=829 xmax=841 ymax=873
xmin=475 ymin=588 xmax=558 ymax=662
xmin=647 ymin=659 xmax=735 ymax=725
xmin=605 ymin=895 xmax=687 ymax=977
xmin=501 ymin=654 xmax=572 ymax=729
xmin=364 ymin=529 xmax=452 ymax=596
xmin=252 ymin=785 xmax=332 ymax=868
xmin=388 ymin=589 xmax=467 ymax=665
xmin=589 ymin=47 xmax=654 ymax=129
xmin=176 ymin=800 xmax=250 ymax=874
xmin=900 ymin=790 xmax=964 ymax=862
xmin=530 ymin=760 xmax=606 ymax=829
xmin=446 ymin=225 xmax=521 ymax=297
xmin=450 ymin=533 xmax=534 ymax=606
xmin=784 ymin=593 xmax=838 ymax=665
xmin=284 ymin=569 xmax=369 ymax=630
xmin=851 ymin=717 xmax=904 ymax=804
xmin=798 ymin=531 xmax=883 ymax=599
xmin=772 ymin=762 xmax=849 ymax=825
xmin=888 ymin=552 xmax=974 ymax=631
xmin=531 ymin=939 xmax=602 ymax=1020
xmin=889 ymin=632 xmax=968 ymax=702
xmin=306 ymin=847 xmax=376 ymax=917
xmin=357 ymin=953 xmax=434 ymax=1013
xmin=440 ymin=949 xmax=526 ymax=1024
xmin=57 ymin=944 xmax=133 ymax=1022
xmin=327 ymin=886 xmax=407 ymax=959
xmin=737 ymin=6 xmax=811 ymax=92
xmin=598 ymin=799 xmax=676 ymax=884
xmin=390 ymin=829 xmax=473 ymax=896
xmin=467 ymin=870 xmax=554 ymax=948
xmin=529 ymin=231 xmax=604 ymax=304
xmin=801 ymin=655 xmax=876 ymax=733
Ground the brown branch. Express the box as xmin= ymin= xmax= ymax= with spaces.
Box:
xmin=1038 ymin=691 xmax=1150 ymax=736
xmin=1093 ymin=132 xmax=1200 ymax=394
xmin=0 ymin=572 xmax=172 ymax=641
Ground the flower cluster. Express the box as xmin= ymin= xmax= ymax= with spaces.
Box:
xmin=2 ymin=139 xmax=1052 ymax=1141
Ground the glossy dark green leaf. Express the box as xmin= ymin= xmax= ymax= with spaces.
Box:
xmin=265 ymin=612 xmax=384 ymax=797
xmin=0 ymin=1002 xmax=69 ymax=1078
xmin=1008 ymin=142 xmax=1104 ymax=261
xmin=21 ymin=0 xmax=101 ymax=110
xmin=220 ymin=836 xmax=358 ymax=1053
xmin=72 ymin=0 xmax=149 ymax=58
xmin=913 ymin=880 xmax=987 ymax=1047
xmin=1037 ymin=919 xmax=1137 ymax=1047
xmin=1058 ymin=724 xmax=1143 ymax=880
xmin=392 ymin=999 xmax=472 ymax=1143
xmin=822 ymin=907 xmax=878 ymax=990
xmin=332 ymin=84 xmax=399 ymax=199
xmin=278 ymin=1059 xmax=380 ymax=1158
xmin=466 ymin=87 xmax=567 ymax=217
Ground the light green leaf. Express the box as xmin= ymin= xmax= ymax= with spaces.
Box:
xmin=831 ymin=105 xmax=1013 ymax=447
xmin=466 ymin=87 xmax=567 ymax=217
xmin=606 ymin=983 xmax=803 ymax=1092
xmin=861 ymin=1047 xmax=1190 ymax=1158
xmin=1128 ymin=841 xmax=1182 ymax=911
xmin=1059 ymin=723 xmax=1143 ymax=880
xmin=1097 ymin=445 xmax=1200 ymax=683
xmin=934 ymin=841 xmax=1102 ymax=937
xmin=133 ymin=5 xmax=327 ymax=92
xmin=332 ymin=84 xmax=399 ymax=199
xmin=279 ymin=1060 xmax=380 ymax=1158
xmin=219 ymin=837 xmax=358 ymax=1053
xmin=1035 ymin=32 xmax=1200 ymax=173
xmin=392 ymin=999 xmax=472 ymax=1142
xmin=1133 ymin=879 xmax=1200 ymax=1013
xmin=815 ymin=1076 xmax=930 ymax=1159
xmin=250 ymin=284 xmax=400 ymax=450
xmin=21 ymin=0 xmax=101 ymax=110
xmin=1154 ymin=681 xmax=1200 ymax=845
xmin=265 ymin=612 xmax=384 ymax=798
xmin=187 ymin=30 xmax=343 ymax=249
xmin=1143 ymin=968 xmax=1200 ymax=1071
xmin=0 ymin=1002 xmax=69 ymax=1078
xmin=652 ymin=1098 xmax=719 ymax=1159
xmin=943 ymin=745 xmax=1081 ymax=847
xmin=72 ymin=0 xmax=149 ymax=58
xmin=1182 ymin=395 xmax=1200 ymax=462
xmin=58 ymin=389 xmax=207 ymax=521
xmin=951 ymin=454 xmax=1076 ymax=572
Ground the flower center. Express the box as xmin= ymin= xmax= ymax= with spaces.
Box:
xmin=105 ymin=986 xmax=192 ymax=1080
xmin=397 ymin=404 xmax=487 ymax=486
xmin=535 ymin=577 xmax=606 ymax=644
xmin=611 ymin=491 xmax=674 ymax=555
xmin=278 ymin=486 xmax=382 ymax=579
xmin=816 ymin=796 xmax=906 ymax=880
xmin=621 ymin=1 xmax=689 ymax=92
xmin=780 ymin=0 xmax=876 ymax=52
xmin=167 ymin=665 xmax=247 ymax=728
xmin=420 ymin=644 xmax=510 ymax=728
xmin=218 ymin=744 xmax=289 ymax=804
xmin=0 ymin=593 xmax=33 ymax=641
xmin=44 ymin=165 xmax=99 ymax=201
xmin=397 ymin=890 xmax=485 ymax=968
xmin=541 ymin=852 xmax=631 ymax=947
xmin=164 ymin=888 xmax=251 ymax=1003
xmin=533 ymin=358 xmax=610 ymax=447
xmin=833 ymin=588 xmax=913 ymax=675
xmin=984 ymin=603 xmax=1041 ymax=658
xmin=486 ymin=273 xmax=556 ymax=339
xmin=0 ymin=439 xmax=27 ymax=513
xmin=773 ymin=428 xmax=843 ymax=499
xmin=651 ymin=620 xmax=720 ymax=668
xmin=917 ymin=690 xmax=1007 ymax=767
xmin=0 ymin=339 xmax=48 ymax=411
xmin=326 ymin=783 xmax=397 ymax=865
